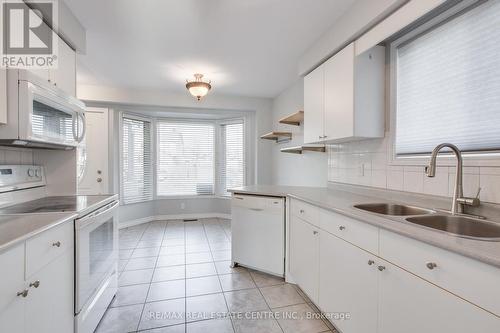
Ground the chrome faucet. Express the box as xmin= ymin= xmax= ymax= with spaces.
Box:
xmin=425 ymin=143 xmax=480 ymax=215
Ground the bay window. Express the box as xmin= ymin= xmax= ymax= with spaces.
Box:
xmin=120 ymin=114 xmax=246 ymax=203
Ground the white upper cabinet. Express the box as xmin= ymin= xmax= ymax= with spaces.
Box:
xmin=25 ymin=23 xmax=76 ymax=97
xmin=51 ymin=35 xmax=76 ymax=96
xmin=303 ymin=65 xmax=324 ymax=144
xmin=304 ymin=42 xmax=385 ymax=144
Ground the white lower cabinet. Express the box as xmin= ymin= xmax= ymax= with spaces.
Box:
xmin=25 ymin=250 xmax=74 ymax=333
xmin=378 ymin=258 xmax=500 ymax=333
xmin=319 ymin=232 xmax=378 ymax=333
xmin=0 ymin=244 xmax=25 ymax=333
xmin=288 ymin=199 xmax=500 ymax=333
xmin=0 ymin=221 xmax=74 ymax=333
xmin=289 ymin=215 xmax=320 ymax=303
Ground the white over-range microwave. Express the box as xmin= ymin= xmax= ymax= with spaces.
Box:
xmin=0 ymin=70 xmax=86 ymax=149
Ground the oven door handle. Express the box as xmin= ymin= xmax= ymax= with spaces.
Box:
xmin=77 ymin=200 xmax=119 ymax=229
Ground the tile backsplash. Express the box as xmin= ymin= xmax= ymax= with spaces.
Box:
xmin=327 ymin=133 xmax=500 ymax=204
xmin=0 ymin=147 xmax=34 ymax=165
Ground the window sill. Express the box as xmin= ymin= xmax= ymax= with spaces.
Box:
xmin=390 ymin=152 xmax=500 ymax=168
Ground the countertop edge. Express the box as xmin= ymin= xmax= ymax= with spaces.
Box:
xmin=0 ymin=213 xmax=78 ymax=253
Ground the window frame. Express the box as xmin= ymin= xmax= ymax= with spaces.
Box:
xmin=119 ymin=112 xmax=154 ymax=205
xmin=389 ymin=0 xmax=500 ymax=167
xmin=216 ymin=118 xmax=246 ymax=197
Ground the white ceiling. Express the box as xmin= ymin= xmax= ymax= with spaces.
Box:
xmin=65 ymin=0 xmax=356 ymax=98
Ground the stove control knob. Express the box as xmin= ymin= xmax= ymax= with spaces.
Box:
xmin=35 ymin=169 xmax=40 ymax=177
xmin=27 ymin=169 xmax=35 ymax=177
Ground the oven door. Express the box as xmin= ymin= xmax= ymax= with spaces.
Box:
xmin=18 ymin=80 xmax=86 ymax=147
xmin=75 ymin=200 xmax=119 ymax=313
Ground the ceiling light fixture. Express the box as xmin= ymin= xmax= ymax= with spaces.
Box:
xmin=186 ymin=73 xmax=212 ymax=101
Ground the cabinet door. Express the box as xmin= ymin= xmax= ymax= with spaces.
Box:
xmin=319 ymin=231 xmax=378 ymax=333
xmin=289 ymin=215 xmax=319 ymax=303
xmin=378 ymin=259 xmax=500 ymax=333
xmin=324 ymin=43 xmax=354 ymax=141
xmin=25 ymin=250 xmax=74 ymax=333
xmin=50 ymin=35 xmax=76 ymax=96
xmin=304 ymin=65 xmax=324 ymax=144
xmin=0 ymin=244 xmax=26 ymax=333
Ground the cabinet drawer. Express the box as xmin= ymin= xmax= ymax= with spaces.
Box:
xmin=319 ymin=209 xmax=379 ymax=254
xmin=26 ymin=221 xmax=73 ymax=278
xmin=290 ymin=199 xmax=320 ymax=227
xmin=380 ymin=229 xmax=500 ymax=316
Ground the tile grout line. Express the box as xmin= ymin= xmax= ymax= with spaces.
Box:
xmin=248 ymin=271 xmax=286 ymax=333
xmin=184 ymin=219 xmax=188 ymax=332
xmin=135 ymin=221 xmax=168 ymax=332
xmin=205 ymin=218 xmax=236 ymax=333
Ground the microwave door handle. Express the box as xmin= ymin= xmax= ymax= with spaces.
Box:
xmin=72 ymin=115 xmax=79 ymax=141
xmin=78 ymin=113 xmax=86 ymax=142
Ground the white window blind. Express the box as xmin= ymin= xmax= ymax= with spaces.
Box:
xmin=157 ymin=121 xmax=215 ymax=196
xmin=121 ymin=117 xmax=153 ymax=204
xmin=395 ymin=0 xmax=500 ymax=156
xmin=219 ymin=122 xmax=245 ymax=196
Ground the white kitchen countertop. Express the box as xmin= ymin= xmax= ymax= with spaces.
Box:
xmin=0 ymin=194 xmax=118 ymax=252
xmin=0 ymin=212 xmax=77 ymax=253
xmin=229 ymin=185 xmax=500 ymax=268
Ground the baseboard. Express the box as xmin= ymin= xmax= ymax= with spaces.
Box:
xmin=119 ymin=213 xmax=232 ymax=229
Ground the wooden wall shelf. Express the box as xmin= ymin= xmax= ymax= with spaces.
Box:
xmin=280 ymin=145 xmax=326 ymax=154
xmin=260 ymin=131 xmax=292 ymax=143
xmin=280 ymin=146 xmax=303 ymax=154
xmin=302 ymin=145 xmax=326 ymax=153
xmin=279 ymin=110 xmax=304 ymax=126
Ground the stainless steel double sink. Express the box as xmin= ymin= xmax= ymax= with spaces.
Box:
xmin=354 ymin=203 xmax=500 ymax=241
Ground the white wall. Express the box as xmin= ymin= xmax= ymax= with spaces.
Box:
xmin=270 ymin=79 xmax=327 ymax=187
xmin=298 ymin=0 xmax=406 ymax=75
xmin=78 ymin=84 xmax=273 ymax=225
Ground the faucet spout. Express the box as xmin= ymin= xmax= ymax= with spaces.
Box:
xmin=426 ymin=143 xmax=464 ymax=214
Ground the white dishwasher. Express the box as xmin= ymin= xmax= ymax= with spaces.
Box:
xmin=231 ymin=193 xmax=285 ymax=276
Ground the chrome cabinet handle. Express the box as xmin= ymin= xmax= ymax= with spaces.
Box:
xmin=17 ymin=289 xmax=29 ymax=297
xmin=249 ymin=208 xmax=263 ymax=211
xmin=378 ymin=266 xmax=386 ymax=271
xmin=52 ymin=241 xmax=61 ymax=247
xmin=339 ymin=226 xmax=346 ymax=231
xmin=426 ymin=262 xmax=437 ymax=270
xmin=29 ymin=281 xmax=40 ymax=288
xmin=368 ymin=260 xmax=375 ymax=266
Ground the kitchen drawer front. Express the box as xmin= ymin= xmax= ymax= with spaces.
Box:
xmin=290 ymin=199 xmax=320 ymax=227
xmin=319 ymin=209 xmax=379 ymax=254
xmin=26 ymin=220 xmax=73 ymax=278
xmin=380 ymin=229 xmax=500 ymax=316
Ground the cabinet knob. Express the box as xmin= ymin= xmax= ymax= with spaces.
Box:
xmin=378 ymin=266 xmax=386 ymax=271
xmin=97 ymin=177 xmax=103 ymax=183
xmin=29 ymin=280 xmax=40 ymax=288
xmin=299 ymin=209 xmax=304 ymax=214
xmin=313 ymin=230 xmax=319 ymax=235
xmin=52 ymin=241 xmax=61 ymax=247
xmin=339 ymin=225 xmax=346 ymax=231
xmin=17 ymin=289 xmax=29 ymax=298
xmin=368 ymin=260 xmax=375 ymax=266
xmin=426 ymin=262 xmax=437 ymax=270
